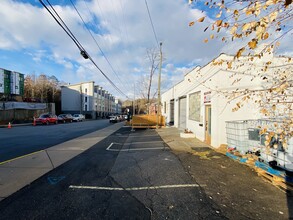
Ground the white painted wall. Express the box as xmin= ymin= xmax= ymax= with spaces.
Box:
xmin=161 ymin=53 xmax=291 ymax=148
xmin=61 ymin=81 xmax=94 ymax=112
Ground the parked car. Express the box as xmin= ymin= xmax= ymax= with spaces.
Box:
xmin=57 ymin=115 xmax=64 ymax=123
xmin=117 ymin=115 xmax=125 ymax=121
xmin=72 ymin=114 xmax=85 ymax=122
xmin=58 ymin=114 xmax=73 ymax=123
xmin=109 ymin=116 xmax=118 ymax=123
xmin=35 ymin=113 xmax=58 ymax=125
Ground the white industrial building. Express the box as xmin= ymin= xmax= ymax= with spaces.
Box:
xmin=161 ymin=52 xmax=292 ymax=149
xmin=61 ymin=81 xmax=122 ymax=119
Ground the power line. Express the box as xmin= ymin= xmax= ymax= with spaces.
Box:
xmin=144 ymin=0 xmax=160 ymax=48
xmin=69 ymin=0 xmax=132 ymax=93
xmin=39 ymin=0 xmax=128 ymax=98
xmin=39 ymin=0 xmax=84 ymax=52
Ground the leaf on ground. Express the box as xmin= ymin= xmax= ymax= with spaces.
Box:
xmin=192 ymin=151 xmax=210 ymax=160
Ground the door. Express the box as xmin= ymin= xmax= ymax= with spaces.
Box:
xmin=170 ymin=99 xmax=174 ymax=124
xmin=179 ymin=97 xmax=187 ymax=130
xmin=205 ymin=105 xmax=211 ymax=145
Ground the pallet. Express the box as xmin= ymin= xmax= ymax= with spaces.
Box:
xmin=226 ymin=152 xmax=248 ymax=163
xmin=245 ymin=158 xmax=256 ymax=168
xmin=256 ymin=167 xmax=293 ymax=193
xmin=254 ymin=161 xmax=284 ymax=176
xmin=225 ymin=152 xmax=293 ymax=193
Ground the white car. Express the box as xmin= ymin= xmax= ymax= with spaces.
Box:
xmin=109 ymin=116 xmax=118 ymax=123
xmin=72 ymin=114 xmax=85 ymax=122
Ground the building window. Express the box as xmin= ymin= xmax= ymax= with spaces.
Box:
xmin=85 ymin=96 xmax=87 ymax=102
xmin=189 ymin=91 xmax=201 ymax=122
xmin=164 ymin=102 xmax=166 ymax=113
xmin=85 ymin=104 xmax=87 ymax=111
xmin=85 ymin=88 xmax=87 ymax=94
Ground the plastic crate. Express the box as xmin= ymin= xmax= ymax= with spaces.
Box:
xmin=226 ymin=120 xmax=249 ymax=154
xmin=259 ymin=148 xmax=293 ymax=172
xmin=226 ymin=120 xmax=248 ymax=130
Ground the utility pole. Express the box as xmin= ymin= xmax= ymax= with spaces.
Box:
xmin=133 ymin=83 xmax=135 ymax=115
xmin=157 ymin=42 xmax=163 ymax=129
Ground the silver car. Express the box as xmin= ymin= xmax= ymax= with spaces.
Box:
xmin=72 ymin=114 xmax=84 ymax=122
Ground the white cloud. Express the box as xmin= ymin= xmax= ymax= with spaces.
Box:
xmin=0 ymin=0 xmax=291 ymax=100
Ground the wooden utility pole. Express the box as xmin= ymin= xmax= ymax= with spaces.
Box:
xmin=133 ymin=83 xmax=135 ymax=115
xmin=156 ymin=42 xmax=163 ymax=128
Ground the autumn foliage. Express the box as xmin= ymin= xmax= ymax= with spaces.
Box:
xmin=189 ymin=0 xmax=293 ymax=142
xmin=190 ymin=0 xmax=292 ymax=57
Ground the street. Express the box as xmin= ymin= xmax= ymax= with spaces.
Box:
xmin=0 ymin=124 xmax=292 ymax=219
xmin=0 ymin=119 xmax=111 ymax=163
xmin=0 ymin=125 xmax=224 ymax=219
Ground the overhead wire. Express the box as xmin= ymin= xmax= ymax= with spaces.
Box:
xmin=68 ymin=0 xmax=132 ymax=93
xmin=144 ymin=0 xmax=160 ymax=48
xmin=118 ymin=0 xmax=130 ymax=46
xmin=82 ymin=0 xmax=134 ymax=93
xmin=39 ymin=0 xmax=84 ymax=52
xmin=39 ymin=0 xmax=128 ymax=98
xmin=110 ymin=0 xmax=125 ymax=43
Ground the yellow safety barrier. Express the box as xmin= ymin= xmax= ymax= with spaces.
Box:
xmin=131 ymin=115 xmax=165 ymax=129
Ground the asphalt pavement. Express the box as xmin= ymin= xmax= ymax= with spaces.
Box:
xmin=0 ymin=123 xmax=292 ymax=219
xmin=157 ymin=127 xmax=293 ymax=220
xmin=0 ymin=122 xmax=124 ymax=200
xmin=0 ymin=123 xmax=225 ymax=219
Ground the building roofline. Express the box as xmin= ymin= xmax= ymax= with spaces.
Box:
xmin=61 ymin=81 xmax=95 ymax=88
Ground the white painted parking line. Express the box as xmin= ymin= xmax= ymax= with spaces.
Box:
xmin=115 ymin=134 xmax=161 ymax=138
xmin=128 ymin=135 xmax=160 ymax=138
xmin=124 ymin=141 xmax=164 ymax=145
xmin=69 ymin=184 xmax=202 ymax=191
xmin=106 ymin=142 xmax=167 ymax=152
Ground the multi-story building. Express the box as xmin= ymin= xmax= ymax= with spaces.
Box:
xmin=61 ymin=81 xmax=122 ymax=119
xmin=0 ymin=68 xmax=24 ymax=100
xmin=115 ymin=98 xmax=122 ymax=115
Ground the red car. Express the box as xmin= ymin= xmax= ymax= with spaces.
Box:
xmin=35 ymin=114 xmax=58 ymax=125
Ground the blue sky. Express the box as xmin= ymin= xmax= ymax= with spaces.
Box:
xmin=0 ymin=0 xmax=291 ymax=100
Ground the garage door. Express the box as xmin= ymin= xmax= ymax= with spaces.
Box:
xmin=179 ymin=97 xmax=187 ymax=130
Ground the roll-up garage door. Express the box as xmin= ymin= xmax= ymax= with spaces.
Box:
xmin=179 ymin=97 xmax=187 ymax=130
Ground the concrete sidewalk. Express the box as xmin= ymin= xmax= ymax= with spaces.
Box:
xmin=0 ymin=123 xmax=124 ymax=201
xmin=157 ymin=126 xmax=211 ymax=153
xmin=156 ymin=126 xmax=292 ymax=219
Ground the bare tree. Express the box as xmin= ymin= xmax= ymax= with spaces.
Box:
xmin=24 ymin=73 xmax=62 ymax=104
xmin=137 ymin=48 xmax=160 ymax=114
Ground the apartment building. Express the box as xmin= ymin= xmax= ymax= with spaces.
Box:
xmin=61 ymin=81 xmax=122 ymax=119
